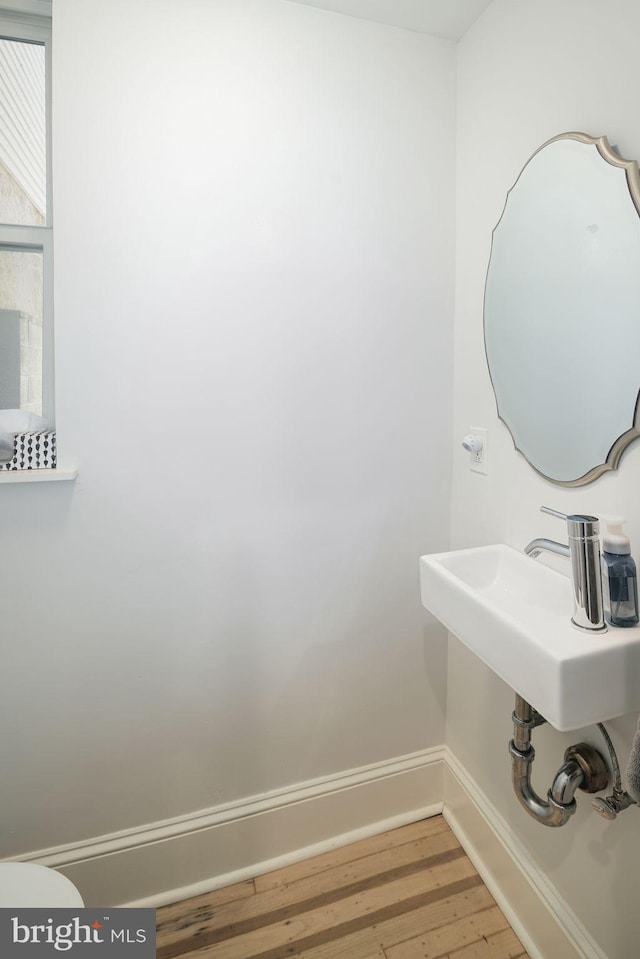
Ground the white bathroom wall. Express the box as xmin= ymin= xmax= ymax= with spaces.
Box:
xmin=0 ymin=0 xmax=455 ymax=899
xmin=452 ymin=2 xmax=640 ymax=956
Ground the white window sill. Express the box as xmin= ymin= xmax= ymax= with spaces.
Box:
xmin=0 ymin=468 xmax=77 ymax=483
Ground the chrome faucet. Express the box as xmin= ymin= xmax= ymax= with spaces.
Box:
xmin=524 ymin=537 xmax=570 ymax=560
xmin=525 ymin=506 xmax=606 ymax=632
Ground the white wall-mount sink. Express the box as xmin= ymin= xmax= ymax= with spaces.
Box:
xmin=420 ymin=544 xmax=640 ymax=731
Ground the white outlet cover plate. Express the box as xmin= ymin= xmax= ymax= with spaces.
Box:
xmin=469 ymin=427 xmax=488 ymax=474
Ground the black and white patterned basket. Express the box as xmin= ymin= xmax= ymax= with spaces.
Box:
xmin=1 ymin=430 xmax=57 ymax=470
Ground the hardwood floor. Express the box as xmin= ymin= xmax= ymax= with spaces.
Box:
xmin=156 ymin=816 xmax=530 ymax=959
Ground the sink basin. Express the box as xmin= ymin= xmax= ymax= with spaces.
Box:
xmin=420 ymin=544 xmax=640 ymax=730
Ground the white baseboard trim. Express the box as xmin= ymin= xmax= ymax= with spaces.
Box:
xmin=442 ymin=749 xmax=607 ymax=959
xmin=16 ymin=747 xmax=444 ymax=907
xmin=11 ymin=742 xmax=605 ymax=959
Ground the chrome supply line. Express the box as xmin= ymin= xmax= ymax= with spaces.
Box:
xmin=591 ymin=723 xmax=636 ymax=819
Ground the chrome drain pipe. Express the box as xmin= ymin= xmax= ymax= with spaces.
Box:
xmin=509 ymin=694 xmax=610 ymax=827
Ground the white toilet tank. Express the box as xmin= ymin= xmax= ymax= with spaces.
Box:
xmin=0 ymin=863 xmax=84 ymax=907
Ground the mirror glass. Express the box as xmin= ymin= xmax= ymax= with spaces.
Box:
xmin=484 ymin=133 xmax=640 ymax=485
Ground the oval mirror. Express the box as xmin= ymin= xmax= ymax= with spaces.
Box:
xmin=484 ymin=132 xmax=640 ymax=486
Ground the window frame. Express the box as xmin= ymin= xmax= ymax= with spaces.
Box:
xmin=0 ymin=6 xmax=53 ymax=424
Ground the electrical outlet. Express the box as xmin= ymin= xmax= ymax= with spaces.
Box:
xmin=468 ymin=427 xmax=488 ymax=474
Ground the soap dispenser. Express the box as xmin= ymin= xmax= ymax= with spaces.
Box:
xmin=601 ymin=518 xmax=639 ymax=627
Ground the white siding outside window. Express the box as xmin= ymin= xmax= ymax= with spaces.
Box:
xmin=0 ymin=6 xmax=52 ymax=424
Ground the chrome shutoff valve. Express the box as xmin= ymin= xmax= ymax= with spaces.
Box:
xmin=592 ymin=791 xmax=636 ymax=820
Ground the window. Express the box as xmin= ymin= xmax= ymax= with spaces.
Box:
xmin=0 ymin=5 xmax=52 ymax=425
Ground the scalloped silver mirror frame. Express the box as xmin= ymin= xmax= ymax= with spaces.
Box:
xmin=484 ymin=131 xmax=640 ymax=487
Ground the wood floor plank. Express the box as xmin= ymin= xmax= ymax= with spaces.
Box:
xmin=446 ymin=928 xmax=526 ymax=959
xmin=157 ymin=829 xmax=462 ymax=959
xmin=156 ymin=818 xmax=530 ymax=959
xmin=172 ymin=856 xmax=479 ymax=959
xmin=385 ymin=906 xmax=508 ymax=959
xmin=254 ymin=817 xmax=449 ymax=893
xmin=296 ymin=883 xmax=494 ymax=959
xmin=157 ymin=881 xmax=255 ymax=943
